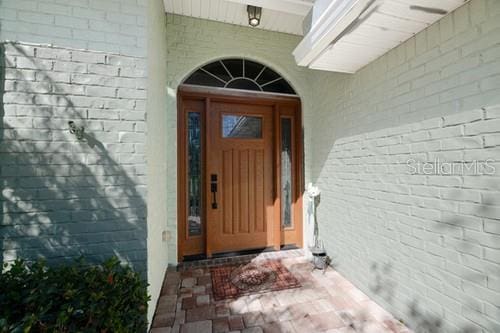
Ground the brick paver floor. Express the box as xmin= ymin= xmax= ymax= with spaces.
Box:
xmin=151 ymin=249 xmax=412 ymax=333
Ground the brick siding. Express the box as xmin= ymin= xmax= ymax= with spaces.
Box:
xmin=0 ymin=42 xmax=148 ymax=273
xmin=0 ymin=0 xmax=146 ymax=57
xmin=311 ymin=1 xmax=500 ymax=331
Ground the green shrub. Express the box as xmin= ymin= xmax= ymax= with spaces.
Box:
xmin=0 ymin=257 xmax=149 ymax=333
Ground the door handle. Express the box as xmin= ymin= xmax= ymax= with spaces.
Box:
xmin=211 ymin=174 xmax=218 ymax=209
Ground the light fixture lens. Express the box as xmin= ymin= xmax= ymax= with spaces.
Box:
xmin=249 ymin=18 xmax=259 ymax=26
xmin=247 ymin=5 xmax=262 ymax=27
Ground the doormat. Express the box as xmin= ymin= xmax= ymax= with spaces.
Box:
xmin=210 ymin=260 xmax=301 ymax=301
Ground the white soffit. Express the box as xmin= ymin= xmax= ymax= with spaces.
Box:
xmin=293 ymin=0 xmax=470 ymax=73
xmin=163 ymin=0 xmax=314 ymax=36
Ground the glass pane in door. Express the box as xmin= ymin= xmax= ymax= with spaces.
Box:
xmin=281 ymin=118 xmax=293 ymax=228
xmin=222 ymin=115 xmax=262 ymax=138
xmin=188 ymin=112 xmax=202 ymax=236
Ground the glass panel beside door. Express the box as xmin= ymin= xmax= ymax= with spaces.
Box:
xmin=281 ymin=117 xmax=293 ymax=229
xmin=188 ymin=112 xmax=202 ymax=236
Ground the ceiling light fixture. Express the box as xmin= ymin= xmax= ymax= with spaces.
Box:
xmin=247 ymin=5 xmax=262 ymax=27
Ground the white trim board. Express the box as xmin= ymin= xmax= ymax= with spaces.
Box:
xmin=293 ymin=0 xmax=470 ymax=73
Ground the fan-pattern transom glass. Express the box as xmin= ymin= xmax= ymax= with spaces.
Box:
xmin=183 ymin=58 xmax=296 ymax=95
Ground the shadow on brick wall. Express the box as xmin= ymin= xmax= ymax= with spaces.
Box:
xmin=365 ymin=258 xmax=486 ymax=333
xmin=1 ymin=43 xmax=5 ymax=266
xmin=0 ymin=43 xmax=147 ymax=274
xmin=0 ymin=0 xmax=3 ymax=39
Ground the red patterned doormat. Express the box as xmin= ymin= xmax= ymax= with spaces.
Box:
xmin=210 ymin=260 xmax=301 ymax=301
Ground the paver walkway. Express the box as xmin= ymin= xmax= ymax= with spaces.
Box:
xmin=151 ymin=249 xmax=412 ymax=333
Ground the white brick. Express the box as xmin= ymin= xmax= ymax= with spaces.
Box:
xmin=429 ymin=126 xmax=463 ymax=139
xmin=439 ymin=14 xmax=454 ymax=42
xmin=72 ymin=29 xmax=107 ymax=43
xmin=53 ymin=83 xmax=85 ymax=95
xmin=42 ymin=71 xmax=71 ymax=83
xmin=460 ymin=202 xmax=500 ymax=220
xmin=86 ymin=86 xmax=116 ymax=98
xmin=105 ymin=99 xmax=135 ymax=110
xmin=120 ymin=67 xmax=145 ymax=78
xmin=3 ymin=43 xmax=36 ymax=57
xmin=470 ymin=0 xmax=487 ymax=25
xmin=88 ymin=109 xmax=119 ymax=120
xmin=5 ymin=69 xmax=36 ymax=81
xmin=4 ymin=117 xmax=33 ymax=128
xmin=53 ymin=61 xmax=87 ymax=73
xmin=444 ymin=55 xmax=481 ymax=78
xmin=441 ymin=137 xmax=483 ymax=150
xmin=54 ymin=15 xmax=88 ymax=29
xmin=18 ymin=11 xmax=54 ymax=24
xmin=440 ymin=188 xmax=481 ymax=203
xmin=17 ymin=57 xmax=53 ymax=70
xmin=88 ymin=19 xmax=120 ymax=33
xmin=71 ymin=73 xmax=111 ymax=86
xmin=485 ymin=105 xmax=500 ymax=119
xmin=443 ymin=109 xmax=483 ymax=126
xmin=484 ymin=134 xmax=500 ymax=147
xmin=465 ymin=119 xmax=500 ymax=135
xmin=106 ymin=12 xmax=136 ymax=24
xmin=88 ymin=64 xmax=119 ymax=76
xmin=454 ymin=4 xmax=471 ymax=34
xmin=119 ymin=132 xmax=145 ymax=143
xmin=440 ymin=82 xmax=480 ymax=102
xmin=484 ymin=248 xmax=500 ymax=264
xmin=107 ymin=55 xmax=135 ymax=67
xmin=441 ymin=212 xmax=483 ymax=231
xmin=71 ymin=7 xmax=105 ymax=20
xmin=120 ymin=111 xmax=145 ymax=121
xmin=15 ymin=81 xmax=52 ymax=93
xmin=104 ymin=33 xmax=136 ymax=45
xmin=36 ymin=47 xmax=72 ymax=61
xmin=461 ymin=23 xmax=489 ymax=55
xmin=115 ymin=77 xmax=137 ymax=88
xmin=38 ymin=3 xmax=72 ymax=16
xmin=71 ymin=51 xmax=106 ymax=64
xmin=117 ymin=88 xmax=146 ymax=99
xmin=103 ymin=121 xmax=134 ymax=132
xmin=484 ymin=219 xmax=500 ymax=235
xmin=3 ymin=92 xmax=35 ymax=105
xmin=481 ymin=74 xmax=500 ymax=92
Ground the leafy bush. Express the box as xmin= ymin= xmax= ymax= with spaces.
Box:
xmin=0 ymin=257 xmax=149 ymax=333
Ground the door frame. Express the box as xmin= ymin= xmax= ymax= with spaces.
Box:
xmin=177 ymin=85 xmax=303 ymax=261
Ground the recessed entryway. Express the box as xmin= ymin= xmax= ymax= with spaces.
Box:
xmin=177 ymin=59 xmax=303 ymax=261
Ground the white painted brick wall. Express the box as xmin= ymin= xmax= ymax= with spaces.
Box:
xmin=0 ymin=0 xmax=146 ymax=57
xmin=0 ymin=42 xmax=147 ymax=273
xmin=311 ymin=1 xmax=500 ymax=331
xmin=1 ymin=0 xmax=165 ymax=324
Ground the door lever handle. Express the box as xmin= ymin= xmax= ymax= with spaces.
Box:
xmin=211 ymin=174 xmax=218 ymax=209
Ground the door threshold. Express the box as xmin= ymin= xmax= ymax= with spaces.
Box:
xmin=179 ymin=246 xmax=301 ymax=269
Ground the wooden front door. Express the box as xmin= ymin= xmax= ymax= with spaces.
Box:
xmin=178 ymin=86 xmax=303 ymax=261
xmin=206 ymin=101 xmax=274 ymax=256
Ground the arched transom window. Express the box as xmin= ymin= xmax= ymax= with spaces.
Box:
xmin=183 ymin=58 xmax=296 ymax=95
